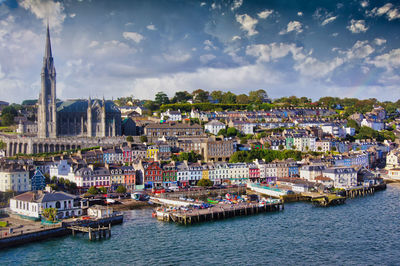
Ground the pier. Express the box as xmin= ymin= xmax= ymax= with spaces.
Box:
xmin=156 ymin=201 xmax=284 ymax=225
xmin=69 ymin=224 xmax=112 ymax=241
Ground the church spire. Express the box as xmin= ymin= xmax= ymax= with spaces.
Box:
xmin=44 ymin=23 xmax=52 ymax=59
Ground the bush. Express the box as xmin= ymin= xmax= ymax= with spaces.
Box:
xmin=197 ymin=178 xmax=213 ymax=187
xmin=140 ymin=135 xmax=148 ymax=143
xmin=87 ymin=186 xmax=98 ymax=195
xmin=116 ymin=185 xmax=127 ymax=194
xmin=126 ymin=136 xmax=133 ymax=142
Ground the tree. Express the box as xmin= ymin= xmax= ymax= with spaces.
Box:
xmin=0 ymin=140 xmax=6 ymax=150
xmin=99 ymin=187 xmax=107 ymax=194
xmin=249 ymin=89 xmax=267 ymax=104
xmin=1 ymin=113 xmax=14 ymax=126
xmin=217 ymin=128 xmax=227 ymax=136
xmin=227 ymin=127 xmax=238 ymax=137
xmin=143 ymin=100 xmax=160 ymax=112
xmin=155 ymin=92 xmax=170 ymax=105
xmin=221 ymin=91 xmax=237 ymax=104
xmin=278 ymin=144 xmax=285 ymax=150
xmin=197 ymin=178 xmax=213 ymax=187
xmin=140 ymin=135 xmax=148 ymax=143
xmin=210 ymin=91 xmax=224 ymax=103
xmin=172 ymin=91 xmax=191 ymax=103
xmin=192 ymin=89 xmax=209 ymax=103
xmin=51 ymin=176 xmax=57 ymax=184
xmin=116 ymin=185 xmax=127 ymax=194
xmin=126 ymin=136 xmax=133 ymax=142
xmin=87 ymin=186 xmax=98 ymax=195
xmin=347 ymin=119 xmax=360 ymax=132
xmin=42 ymin=208 xmax=58 ymax=222
xmin=236 ymin=94 xmax=249 ymax=104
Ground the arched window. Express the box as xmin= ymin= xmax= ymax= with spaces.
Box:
xmin=55 ymin=201 xmax=61 ymax=208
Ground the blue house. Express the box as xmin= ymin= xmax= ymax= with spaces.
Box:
xmin=31 ymin=167 xmax=46 ymax=191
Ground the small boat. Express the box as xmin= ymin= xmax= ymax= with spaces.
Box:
xmin=106 ymin=198 xmax=116 ymax=204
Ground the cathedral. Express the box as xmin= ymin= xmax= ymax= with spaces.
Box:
xmin=37 ymin=25 xmax=121 ymax=138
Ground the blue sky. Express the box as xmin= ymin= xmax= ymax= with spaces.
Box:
xmin=0 ymin=0 xmax=400 ymax=103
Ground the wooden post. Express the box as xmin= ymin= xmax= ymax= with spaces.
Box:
xmin=109 ymin=223 xmax=111 ymax=237
xmin=89 ymin=227 xmax=92 ymax=241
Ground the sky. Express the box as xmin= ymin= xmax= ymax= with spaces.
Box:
xmin=0 ymin=0 xmax=400 ymax=103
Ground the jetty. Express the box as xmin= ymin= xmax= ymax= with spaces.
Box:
xmin=155 ymin=201 xmax=284 ymax=225
xmin=69 ymin=224 xmax=112 ymax=240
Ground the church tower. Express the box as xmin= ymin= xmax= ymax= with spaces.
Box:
xmin=38 ymin=24 xmax=57 ymax=138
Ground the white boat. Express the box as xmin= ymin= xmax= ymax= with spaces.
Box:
xmin=106 ymin=198 xmax=116 ymax=204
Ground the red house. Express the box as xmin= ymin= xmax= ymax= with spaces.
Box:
xmin=144 ymin=162 xmax=163 ymax=188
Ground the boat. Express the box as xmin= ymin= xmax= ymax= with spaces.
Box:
xmin=106 ymin=198 xmax=116 ymax=204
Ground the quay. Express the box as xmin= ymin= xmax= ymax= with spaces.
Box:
xmin=156 ymin=201 xmax=284 ymax=225
xmin=0 ymin=214 xmax=123 ymax=249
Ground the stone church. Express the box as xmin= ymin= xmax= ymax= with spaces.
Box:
xmin=37 ymin=25 xmax=121 ymax=138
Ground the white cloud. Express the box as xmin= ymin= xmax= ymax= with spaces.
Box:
xmin=200 ymin=54 xmax=216 ymax=64
xmin=200 ymin=2 xmax=206 ymax=7
xmin=19 ymin=0 xmax=66 ymax=31
xmin=374 ymin=38 xmax=386 ymax=46
xmin=204 ymin=40 xmax=217 ymax=50
xmin=297 ymin=12 xmax=303 ymax=16
xmin=332 ymin=32 xmax=339 ymax=37
xmin=347 ymin=19 xmax=368 ymax=33
xmin=235 ymin=14 xmax=258 ymax=36
xmin=368 ymin=48 xmax=400 ymax=70
xmin=131 ymin=64 xmax=282 ymax=100
xmin=231 ymin=0 xmax=243 ymax=11
xmin=294 ymin=57 xmax=344 ymax=78
xmin=279 ymin=21 xmax=303 ymax=35
xmin=258 ymin=9 xmax=273 ymax=19
xmin=368 ymin=3 xmax=400 ymax=20
xmin=361 ymin=1 xmax=369 ymax=8
xmin=146 ymin=24 xmax=156 ymax=31
xmin=343 ymin=40 xmax=374 ymax=60
xmin=246 ymin=43 xmax=305 ymax=63
xmin=122 ymin=32 xmax=144 ymax=43
xmin=69 ymin=13 xmax=76 ymax=18
xmin=163 ymin=52 xmax=191 ymax=63
xmin=232 ymin=35 xmax=241 ymax=41
xmin=88 ymin=40 xmax=99 ymax=48
xmin=321 ymin=16 xmax=337 ymax=26
xmin=94 ymin=40 xmax=136 ymax=57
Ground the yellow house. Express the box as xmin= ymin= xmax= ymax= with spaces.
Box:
xmin=146 ymin=146 xmax=159 ymax=160
xmin=202 ymin=165 xmax=210 ymax=180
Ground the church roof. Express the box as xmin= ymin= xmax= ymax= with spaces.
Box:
xmin=56 ymin=99 xmax=120 ymax=114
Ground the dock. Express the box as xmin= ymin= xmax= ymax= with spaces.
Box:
xmin=68 ymin=224 xmax=111 ymax=240
xmin=156 ymin=201 xmax=284 ymax=225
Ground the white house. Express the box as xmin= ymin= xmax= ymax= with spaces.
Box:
xmin=386 ymin=150 xmax=400 ymax=169
xmin=10 ymin=190 xmax=82 ymax=219
xmin=205 ymin=120 xmax=225 ymax=135
xmin=361 ymin=118 xmax=384 ymax=131
xmin=299 ymin=165 xmax=326 ymax=181
xmin=88 ymin=205 xmax=113 ymax=218
xmin=323 ymin=167 xmax=357 ymax=189
xmin=0 ymin=167 xmax=31 ymax=192
xmin=161 ymin=109 xmax=182 ymax=121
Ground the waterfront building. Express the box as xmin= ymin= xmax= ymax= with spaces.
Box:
xmin=323 ymin=167 xmax=357 ymax=189
xmin=0 ymin=166 xmax=30 ymax=192
xmin=162 ymin=163 xmax=177 ymax=187
xmin=10 ymin=190 xmax=82 ymax=219
xmin=299 ymin=165 xmax=326 ymax=182
xmin=144 ymin=162 xmax=163 ymax=188
xmin=385 ymin=150 xmax=400 ymax=169
xmin=204 ymin=120 xmax=226 ymax=135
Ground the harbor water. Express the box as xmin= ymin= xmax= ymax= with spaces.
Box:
xmin=1 ymin=184 xmax=399 ymax=265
